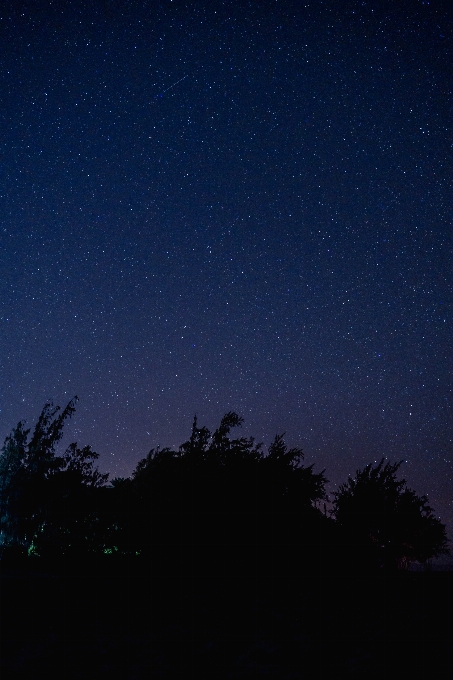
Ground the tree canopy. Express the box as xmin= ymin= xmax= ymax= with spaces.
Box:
xmin=0 ymin=398 xmax=108 ymax=558
xmin=0 ymin=401 xmax=449 ymax=573
xmin=332 ymin=458 xmax=449 ymax=572
xmin=107 ymin=412 xmax=330 ymax=570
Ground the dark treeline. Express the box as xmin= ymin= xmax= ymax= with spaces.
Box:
xmin=0 ymin=398 xmax=449 ymax=575
xmin=2 ymin=399 xmax=452 ymax=677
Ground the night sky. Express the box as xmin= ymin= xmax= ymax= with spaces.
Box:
xmin=1 ymin=1 xmax=452 ymax=539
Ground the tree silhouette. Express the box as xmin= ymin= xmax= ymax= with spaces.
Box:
xmin=0 ymin=400 xmax=77 ymax=554
xmin=104 ymin=412 xmax=330 ymax=573
xmin=0 ymin=420 xmax=29 ymax=553
xmin=32 ymin=443 xmax=109 ymax=557
xmin=332 ymin=458 xmax=449 ymax=572
xmin=1 ymin=403 xmax=449 ymax=576
xmin=0 ymin=398 xmax=108 ymax=558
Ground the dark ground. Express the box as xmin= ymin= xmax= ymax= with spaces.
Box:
xmin=2 ymin=555 xmax=452 ymax=678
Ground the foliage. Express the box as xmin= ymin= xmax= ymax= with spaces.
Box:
xmin=0 ymin=421 xmax=29 ymax=551
xmin=332 ymin=458 xmax=449 ymax=572
xmin=0 ymin=398 xmax=109 ymax=557
xmin=105 ymin=412 xmax=330 ymax=569
xmin=0 ymin=402 xmax=448 ymax=575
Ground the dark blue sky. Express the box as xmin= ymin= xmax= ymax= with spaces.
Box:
xmin=1 ymin=1 xmax=452 ymax=536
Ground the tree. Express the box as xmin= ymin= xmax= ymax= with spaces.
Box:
xmin=0 ymin=421 xmax=29 ymax=551
xmin=32 ymin=443 xmax=109 ymax=557
xmin=109 ymin=413 xmax=330 ymax=574
xmin=0 ymin=398 xmax=109 ymax=557
xmin=332 ymin=459 xmax=449 ymax=572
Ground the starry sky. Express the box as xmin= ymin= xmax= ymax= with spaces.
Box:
xmin=1 ymin=1 xmax=452 ymax=538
